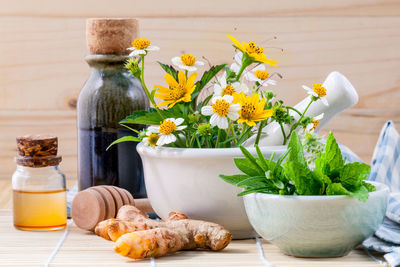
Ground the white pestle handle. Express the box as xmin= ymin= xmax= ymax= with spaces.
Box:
xmin=244 ymin=71 xmax=359 ymax=147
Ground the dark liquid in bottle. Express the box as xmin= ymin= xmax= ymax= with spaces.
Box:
xmin=78 ymin=127 xmax=146 ymax=198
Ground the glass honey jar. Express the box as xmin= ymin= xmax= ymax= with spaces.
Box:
xmin=12 ymin=135 xmax=67 ymax=231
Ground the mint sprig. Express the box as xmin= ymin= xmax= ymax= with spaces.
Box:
xmin=219 ymin=131 xmax=375 ymax=202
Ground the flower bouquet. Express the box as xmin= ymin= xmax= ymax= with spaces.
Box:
xmin=108 ymin=35 xmax=329 ymax=150
xmin=108 ymin=34 xmax=332 ymax=238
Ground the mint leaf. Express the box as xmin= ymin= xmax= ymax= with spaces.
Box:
xmin=234 ymin=158 xmax=264 ymax=176
xmin=219 ymin=174 xmax=250 ymax=185
xmin=287 ymin=131 xmax=306 ymax=166
xmin=340 ymin=162 xmax=371 ymax=190
xmin=363 ymin=181 xmax=376 ymax=192
xmin=349 ymin=185 xmax=369 ymax=202
xmin=283 ymin=161 xmax=324 ymax=195
xmin=326 ymin=183 xmax=349 ymax=196
xmin=326 ymin=183 xmax=370 ymax=202
xmin=315 ymin=132 xmax=344 ymax=176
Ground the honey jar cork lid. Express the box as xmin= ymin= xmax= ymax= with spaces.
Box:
xmin=16 ymin=134 xmax=61 ymax=167
xmin=86 ymin=18 xmax=138 ymax=55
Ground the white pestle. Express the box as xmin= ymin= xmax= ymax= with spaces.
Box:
xmin=244 ymin=71 xmax=359 ymax=147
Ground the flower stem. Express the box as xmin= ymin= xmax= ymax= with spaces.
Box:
xmin=229 ymin=122 xmax=237 ymax=145
xmin=286 ymin=99 xmax=314 ymax=142
xmin=215 ymin=129 xmax=221 ymax=148
xmin=279 ymin=122 xmax=287 ymax=145
xmin=140 ymin=55 xmax=165 ymax=119
xmin=255 ymin=120 xmax=267 ymax=146
xmin=286 ymin=106 xmax=302 ymax=116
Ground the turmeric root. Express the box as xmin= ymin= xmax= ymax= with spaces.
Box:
xmin=95 ymin=205 xmax=232 ymax=259
xmin=114 ymin=228 xmax=186 ymax=258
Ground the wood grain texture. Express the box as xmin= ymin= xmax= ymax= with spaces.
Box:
xmin=0 ymin=209 xmax=379 ymax=266
xmin=0 ymin=0 xmax=399 ymax=17
xmin=0 ymin=2 xmax=399 ymax=180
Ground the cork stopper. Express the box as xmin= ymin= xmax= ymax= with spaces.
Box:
xmin=16 ymin=135 xmax=61 ymax=167
xmin=86 ymin=18 xmax=138 ymax=55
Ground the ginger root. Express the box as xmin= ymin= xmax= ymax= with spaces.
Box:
xmin=95 ymin=205 xmax=232 ymax=259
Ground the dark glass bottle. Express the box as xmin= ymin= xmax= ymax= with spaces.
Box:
xmin=77 ymin=54 xmax=149 ymax=198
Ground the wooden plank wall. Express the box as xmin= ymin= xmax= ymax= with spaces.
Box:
xmin=0 ymin=0 xmax=399 ymax=181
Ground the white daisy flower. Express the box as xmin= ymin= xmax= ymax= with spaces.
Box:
xmin=302 ymin=83 xmax=329 ymax=106
xmin=244 ymin=64 xmax=276 ymax=87
xmin=171 ymin=53 xmax=204 ymax=72
xmin=142 ymin=130 xmax=160 ymax=147
xmin=147 ymin=118 xmax=186 ymax=146
xmin=201 ymin=95 xmax=241 ymax=129
xmin=230 ymin=52 xmax=243 ymax=74
xmin=127 ymin=38 xmax=160 ymax=57
xmin=305 ymin=113 xmax=324 ymax=132
xmin=213 ymin=73 xmax=248 ymax=97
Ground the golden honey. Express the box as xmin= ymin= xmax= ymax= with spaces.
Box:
xmin=13 ymin=189 xmax=67 ymax=231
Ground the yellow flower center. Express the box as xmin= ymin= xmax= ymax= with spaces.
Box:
xmin=212 ymin=99 xmax=231 ymax=116
xmin=254 ymin=70 xmax=269 ymax=80
xmin=159 ymin=120 xmax=177 ymax=135
xmin=247 ymin=42 xmax=264 ymax=55
xmin=148 ymin=133 xmax=159 ymax=146
xmin=180 ymin=54 xmax=196 ymax=66
xmin=222 ymin=85 xmax=236 ymax=96
xmin=169 ymin=84 xmax=187 ymax=100
xmin=312 ymin=119 xmax=320 ymax=129
xmin=241 ymin=103 xmax=257 ymax=120
xmin=313 ymin=84 xmax=327 ymax=98
xmin=132 ymin=38 xmax=151 ymax=50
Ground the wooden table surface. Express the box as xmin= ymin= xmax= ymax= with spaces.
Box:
xmin=0 ymin=209 xmax=382 ymax=267
xmin=0 ymin=180 xmax=383 ymax=267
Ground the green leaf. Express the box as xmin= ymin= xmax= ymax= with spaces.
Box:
xmin=287 ymin=131 xmax=306 ymax=165
xmin=106 ymin=136 xmax=141 ymax=151
xmin=255 ymin=145 xmax=269 ymax=171
xmin=315 ymin=132 xmax=344 ymax=175
xmin=349 ymin=185 xmax=370 ymax=202
xmin=219 ymin=174 xmax=250 ymax=186
xmin=192 ymin=64 xmax=226 ymax=98
xmin=237 ymin=186 xmax=275 ymax=197
xmin=283 ymin=161 xmax=324 ymax=195
xmin=236 ymin=176 xmax=267 ymax=187
xmin=120 ymin=123 xmax=140 ymax=134
xmin=363 ymin=181 xmax=376 ymax=192
xmin=121 ymin=111 xmax=163 ymax=125
xmin=157 ymin=61 xmax=178 ymax=80
xmin=239 ymin=146 xmax=265 ymax=175
xmin=326 ymin=183 xmax=350 ymax=196
xmin=326 ymin=183 xmax=370 ymax=202
xmin=312 ymin=169 xmax=332 ymax=186
xmin=234 ymin=158 xmax=264 ymax=176
xmin=340 ymin=162 xmax=371 ymax=190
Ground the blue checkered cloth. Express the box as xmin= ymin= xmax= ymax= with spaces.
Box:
xmin=342 ymin=121 xmax=400 ymax=267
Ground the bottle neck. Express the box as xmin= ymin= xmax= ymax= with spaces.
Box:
xmin=85 ymin=54 xmax=130 ymax=70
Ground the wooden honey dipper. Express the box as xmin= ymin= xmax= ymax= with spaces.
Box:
xmin=71 ymin=186 xmax=153 ymax=231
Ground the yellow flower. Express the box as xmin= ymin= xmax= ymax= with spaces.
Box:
xmin=305 ymin=113 xmax=324 ymax=132
xmin=227 ymin=34 xmax=278 ymax=66
xmin=172 ymin=54 xmax=204 ymax=72
xmin=302 ymin=84 xmax=329 ymax=106
xmin=143 ymin=131 xmax=160 ymax=147
xmin=127 ymin=38 xmax=160 ymax=57
xmin=233 ymin=93 xmax=273 ymax=127
xmin=154 ymin=71 xmax=197 ymax=108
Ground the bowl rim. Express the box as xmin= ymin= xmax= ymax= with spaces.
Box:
xmin=137 ymin=142 xmax=287 ymax=158
xmin=244 ymin=181 xmax=389 ymax=201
